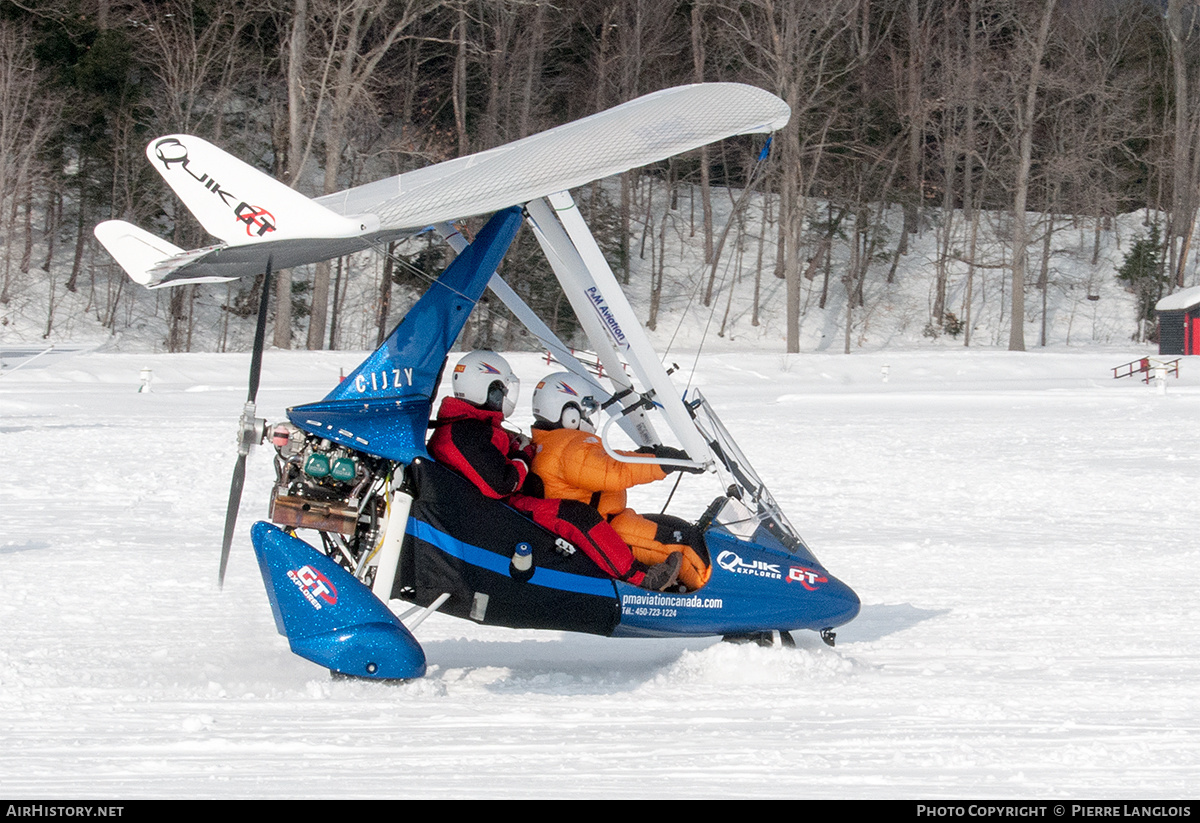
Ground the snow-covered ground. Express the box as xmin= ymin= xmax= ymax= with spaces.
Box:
xmin=2 ymin=347 xmax=1196 ymax=798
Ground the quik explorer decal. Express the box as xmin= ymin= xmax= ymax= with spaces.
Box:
xmin=716 ymin=550 xmax=782 ymax=580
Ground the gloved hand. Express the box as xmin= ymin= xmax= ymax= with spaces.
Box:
xmin=654 ymin=445 xmax=705 ymax=474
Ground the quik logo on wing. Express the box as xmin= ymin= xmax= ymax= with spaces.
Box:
xmin=152 ymin=137 xmax=277 ymax=237
xmin=288 ymin=565 xmax=338 ymax=610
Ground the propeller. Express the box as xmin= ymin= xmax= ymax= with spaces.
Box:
xmin=219 ymin=256 xmax=273 ymax=588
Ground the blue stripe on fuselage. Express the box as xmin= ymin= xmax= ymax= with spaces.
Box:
xmin=406 ymin=519 xmax=617 ymax=598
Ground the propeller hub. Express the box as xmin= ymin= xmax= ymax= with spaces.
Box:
xmin=236 ymin=401 xmax=267 ymax=455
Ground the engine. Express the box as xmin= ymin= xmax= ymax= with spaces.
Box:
xmin=266 ymin=422 xmax=390 ymax=575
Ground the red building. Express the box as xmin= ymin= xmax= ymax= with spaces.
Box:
xmin=1156 ymin=285 xmax=1200 ymax=355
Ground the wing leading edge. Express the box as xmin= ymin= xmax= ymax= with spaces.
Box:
xmin=320 ymin=83 xmax=790 ymax=231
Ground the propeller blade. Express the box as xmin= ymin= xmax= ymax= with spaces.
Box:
xmin=247 ymin=256 xmax=272 ymax=403
xmin=218 ymin=257 xmax=274 ymax=587
xmin=218 ymin=453 xmax=247 ymax=588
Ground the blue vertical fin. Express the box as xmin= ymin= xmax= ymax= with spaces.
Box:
xmin=287 ymin=207 xmax=524 ymax=461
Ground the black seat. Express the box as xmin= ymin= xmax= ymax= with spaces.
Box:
xmin=394 ymin=457 xmax=621 ymax=636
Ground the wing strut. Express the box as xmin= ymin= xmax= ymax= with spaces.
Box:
xmin=525 ymin=193 xmax=710 ymax=467
xmin=523 ymin=200 xmax=661 ymax=448
xmin=434 ymin=222 xmax=650 ymax=446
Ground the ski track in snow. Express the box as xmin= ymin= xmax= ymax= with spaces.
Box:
xmin=1 ymin=349 xmax=1197 ymax=798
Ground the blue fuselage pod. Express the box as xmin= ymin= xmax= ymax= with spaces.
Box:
xmin=395 ymin=460 xmax=858 ymax=641
xmin=611 ymin=525 xmax=860 ymax=639
xmin=251 ymin=522 xmax=426 ymax=680
xmin=401 ymin=514 xmax=858 ymax=640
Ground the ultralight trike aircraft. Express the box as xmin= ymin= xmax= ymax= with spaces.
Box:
xmin=95 ymin=83 xmax=860 ymax=680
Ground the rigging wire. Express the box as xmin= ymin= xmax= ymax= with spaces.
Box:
xmin=660 ymin=138 xmax=776 ymax=393
xmin=366 ymin=232 xmax=483 ymax=308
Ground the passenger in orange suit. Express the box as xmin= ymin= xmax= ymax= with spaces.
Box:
xmin=428 ymin=352 xmax=680 ymax=591
xmin=528 ymin=372 xmax=711 ymax=591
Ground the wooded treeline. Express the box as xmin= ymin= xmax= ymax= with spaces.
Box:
xmin=1 ymin=0 xmax=1197 ymax=353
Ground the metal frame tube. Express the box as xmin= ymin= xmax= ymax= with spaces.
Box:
xmin=370 ymin=478 xmax=412 ymax=601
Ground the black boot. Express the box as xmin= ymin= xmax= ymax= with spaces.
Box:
xmin=642 ymin=551 xmax=682 ymax=591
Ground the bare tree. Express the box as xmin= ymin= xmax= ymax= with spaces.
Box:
xmin=137 ymin=0 xmax=249 ymax=137
xmin=0 ymin=21 xmax=59 ymax=305
xmin=273 ymin=0 xmax=310 ymax=349
xmin=996 ymin=0 xmax=1058 ymax=352
xmin=692 ymin=2 xmax=714 ymax=270
xmin=714 ymin=0 xmax=860 ymax=353
xmin=895 ymin=0 xmax=935 ymax=249
xmin=301 ymin=0 xmax=430 ymax=350
xmin=1164 ymin=0 xmax=1200 ymax=288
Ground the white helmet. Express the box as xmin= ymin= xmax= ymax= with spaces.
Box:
xmin=452 ymin=350 xmax=519 ymax=417
xmin=532 ymin=372 xmax=599 ymax=431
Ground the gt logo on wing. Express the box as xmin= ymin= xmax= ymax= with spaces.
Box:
xmin=235 ymin=203 xmax=276 ymax=237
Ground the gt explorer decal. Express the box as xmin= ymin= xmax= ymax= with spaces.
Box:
xmin=787 ymin=565 xmax=828 ymax=591
xmin=152 ymin=137 xmax=277 ymax=237
xmin=716 ymin=549 xmax=782 ymax=580
xmin=287 ymin=564 xmax=338 ymax=610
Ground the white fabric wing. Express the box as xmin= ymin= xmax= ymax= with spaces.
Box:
xmin=317 ymin=83 xmax=790 ymax=230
